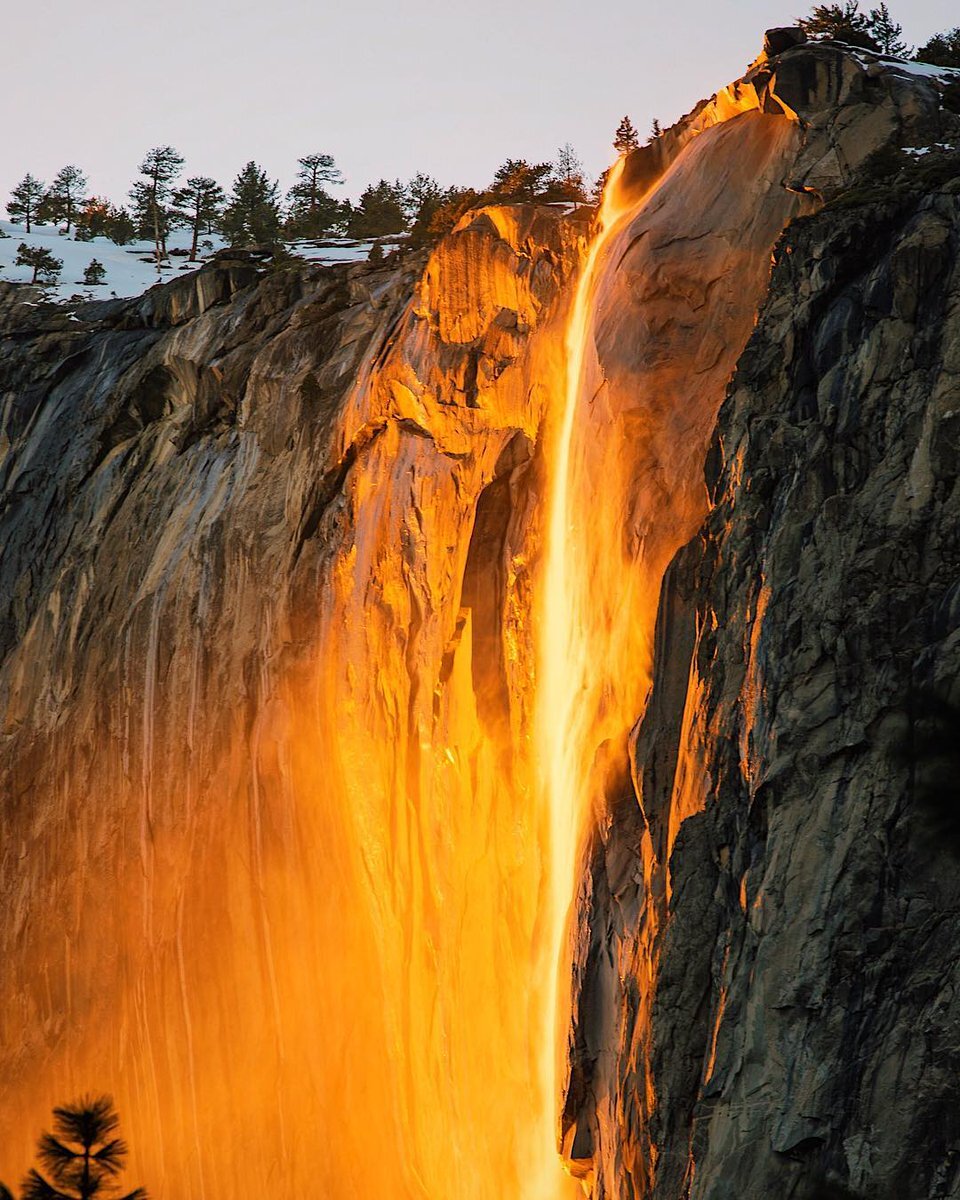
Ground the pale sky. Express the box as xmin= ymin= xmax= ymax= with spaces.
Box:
xmin=3 ymin=0 xmax=958 ymax=209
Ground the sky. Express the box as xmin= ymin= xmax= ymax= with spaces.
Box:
xmin=2 ymin=0 xmax=958 ymax=209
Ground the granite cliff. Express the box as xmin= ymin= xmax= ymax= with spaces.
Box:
xmin=2 ymin=32 xmax=959 ymax=1200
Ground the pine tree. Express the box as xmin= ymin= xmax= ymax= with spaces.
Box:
xmin=553 ymin=144 xmax=587 ymax=202
xmin=74 ymin=196 xmax=111 ymax=241
xmin=408 ymin=185 xmax=479 ymax=248
xmin=613 ymin=116 xmax=639 ymax=154
xmin=15 ymin=243 xmax=62 ymax=284
xmin=286 ymin=152 xmax=344 ymax=237
xmin=346 ymin=179 xmax=408 ymax=237
xmin=915 ymin=25 xmax=960 ymax=66
xmin=83 ymin=259 xmax=107 ymax=285
xmin=134 ymin=145 xmax=184 ymax=267
xmin=105 ymin=206 xmax=137 ymax=245
xmin=46 ymin=165 xmax=89 ymax=233
xmin=592 ymin=167 xmax=611 ymax=203
xmin=648 ymin=118 xmax=663 ymax=142
xmin=868 ymin=3 xmax=908 ymax=55
xmin=401 ymin=172 xmax=443 ymax=224
xmin=220 ymin=161 xmax=283 ymax=246
xmin=172 ymin=176 xmax=224 ymax=259
xmin=489 ymin=160 xmax=554 ymax=202
xmin=20 ymin=1095 xmax=146 ymax=1200
xmin=8 ymin=174 xmax=46 ymax=232
xmin=798 ymin=2 xmax=880 ymax=50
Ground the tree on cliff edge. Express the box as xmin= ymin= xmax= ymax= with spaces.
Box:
xmin=915 ymin=25 xmax=960 ymax=66
xmin=285 ymin=152 xmax=344 ymax=237
xmin=220 ymin=161 xmax=282 ymax=245
xmin=20 ymin=1095 xmax=147 ymax=1200
xmin=172 ymin=176 xmax=224 ymax=260
xmin=613 ymin=116 xmax=639 ymax=154
xmin=798 ymin=2 xmax=880 ymax=50
xmin=134 ymin=145 xmax=184 ymax=267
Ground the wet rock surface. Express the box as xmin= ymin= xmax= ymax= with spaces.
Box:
xmin=587 ymin=174 xmax=960 ymax=1200
xmin=2 ymin=34 xmax=960 ymax=1200
xmin=0 ymin=213 xmax=582 ymax=1197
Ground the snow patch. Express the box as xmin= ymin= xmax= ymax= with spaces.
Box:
xmin=0 ymin=221 xmax=384 ymax=303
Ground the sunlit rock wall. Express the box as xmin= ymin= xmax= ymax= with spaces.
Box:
xmin=565 ymin=38 xmax=960 ymax=1200
xmin=0 ymin=208 xmax=584 ymax=1200
xmin=3 ymin=32 xmax=958 ymax=1200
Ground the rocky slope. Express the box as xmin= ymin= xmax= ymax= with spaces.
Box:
xmin=2 ymin=30 xmax=959 ymax=1200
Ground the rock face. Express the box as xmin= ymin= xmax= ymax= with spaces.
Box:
xmin=2 ymin=33 xmax=959 ymax=1200
xmin=0 ymin=214 xmax=585 ymax=1200
xmin=622 ymin=184 xmax=960 ymax=1200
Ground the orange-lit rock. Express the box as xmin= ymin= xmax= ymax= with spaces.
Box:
xmin=3 ymin=32 xmax=959 ymax=1200
xmin=0 ymin=211 xmax=583 ymax=1200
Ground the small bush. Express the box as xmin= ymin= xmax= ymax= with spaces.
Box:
xmin=83 ymin=259 xmax=106 ymax=285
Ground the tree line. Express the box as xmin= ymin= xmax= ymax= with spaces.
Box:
xmin=4 ymin=143 xmax=596 ymax=266
xmin=796 ymin=2 xmax=959 ymax=61
xmin=8 ymin=2 xmax=954 ymax=278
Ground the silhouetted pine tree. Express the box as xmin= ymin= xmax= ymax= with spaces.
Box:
xmin=869 ymin=3 xmax=908 ymax=54
xmin=7 ymin=174 xmax=46 ymax=232
xmin=15 ymin=243 xmax=62 ymax=284
xmin=915 ymin=25 xmax=960 ymax=66
xmin=83 ymin=259 xmax=106 ymax=285
xmin=488 ymin=160 xmax=554 ymax=203
xmin=401 ymin=171 xmax=443 ymax=225
xmin=172 ymin=176 xmax=224 ymax=259
xmin=798 ymin=2 xmax=880 ymax=50
xmin=613 ymin=116 xmax=639 ymax=154
xmin=134 ymin=145 xmax=184 ymax=266
xmin=220 ymin=162 xmax=283 ymax=245
xmin=346 ymin=179 xmax=408 ymax=237
xmin=21 ymin=1095 xmax=146 ymax=1200
xmin=45 ymin=165 xmax=89 ymax=233
xmin=553 ymin=143 xmax=587 ymax=202
xmin=285 ymin=152 xmax=344 ymax=237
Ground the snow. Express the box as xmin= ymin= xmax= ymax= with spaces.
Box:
xmin=878 ymin=57 xmax=960 ymax=80
xmin=0 ymin=221 xmax=386 ymax=304
xmin=842 ymin=44 xmax=960 ymax=83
